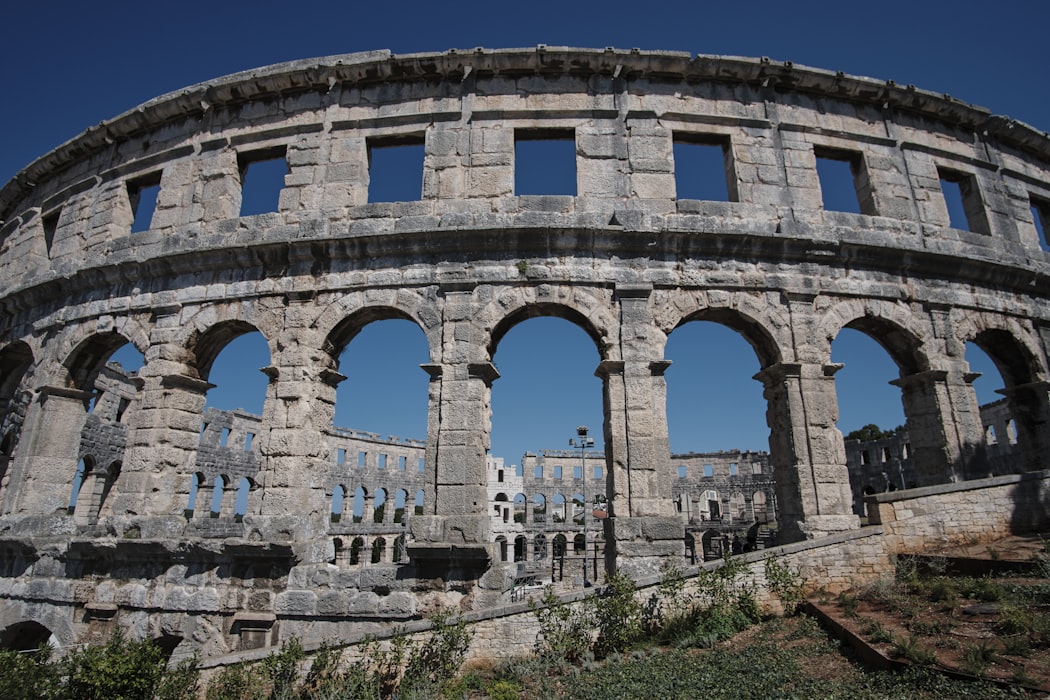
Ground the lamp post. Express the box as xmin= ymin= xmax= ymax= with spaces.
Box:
xmin=569 ymin=425 xmax=594 ymax=587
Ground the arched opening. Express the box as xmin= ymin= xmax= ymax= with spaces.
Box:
xmin=373 ymin=488 xmax=387 ymax=523
xmin=533 ymin=533 xmax=548 ymax=561
xmin=551 ymin=493 xmax=566 ymax=523
xmin=665 ymin=320 xmax=768 ymax=455
xmin=24 ymin=334 xmax=143 ymax=517
xmin=68 ymin=456 xmax=93 ymax=515
xmin=352 ymin=486 xmax=366 ymax=523
xmin=490 ymin=314 xmax=604 ymax=505
xmin=330 ymin=484 xmax=346 ymax=523
xmin=513 ymin=493 xmax=527 ymax=523
xmin=186 ymin=472 xmax=204 ymax=518
xmin=233 ymin=477 xmax=252 ymax=521
xmin=393 ymin=488 xmax=408 ymax=524
xmin=210 ymin=475 xmax=226 ymax=517
xmin=0 ymin=621 xmax=55 ymax=651
xmin=371 ymin=536 xmax=386 ymax=563
xmin=350 ymin=537 xmax=364 ymax=565
xmin=832 ymin=325 xmax=911 ymax=512
xmin=328 ymin=315 xmax=430 ymax=448
xmin=0 ymin=341 xmax=34 ymax=497
xmin=514 ymin=535 xmax=527 ymax=562
xmin=413 ymin=489 xmax=424 ymax=516
xmin=966 ymin=333 xmax=1044 ymax=474
xmin=532 ymin=493 xmax=546 ymax=524
xmin=496 ymin=535 xmax=508 ymax=562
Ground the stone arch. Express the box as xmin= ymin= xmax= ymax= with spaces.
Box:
xmin=0 ymin=601 xmax=75 ymax=651
xmin=0 ymin=340 xmax=33 ymax=403
xmin=818 ymin=299 xmax=931 ymax=374
xmin=321 ymin=304 xmax=437 ymax=368
xmin=955 ymin=315 xmax=1050 ymax=473
xmin=662 ymin=296 xmax=789 ymax=370
xmin=485 ymin=295 xmax=613 ymax=362
xmin=185 ymin=319 xmax=271 ymax=382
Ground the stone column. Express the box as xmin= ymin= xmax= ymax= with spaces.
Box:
xmin=7 ymin=386 xmax=92 ymax=515
xmin=407 ymin=289 xmax=492 ymax=576
xmin=756 ymin=361 xmax=858 ymax=541
xmin=253 ymin=304 xmax=333 ymax=539
xmin=891 ymin=368 xmax=982 ymax=485
xmin=997 ymin=381 xmax=1050 ymax=474
xmin=600 ymin=285 xmax=684 ymax=579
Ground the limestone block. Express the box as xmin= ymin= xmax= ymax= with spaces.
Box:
xmin=274 ymin=590 xmax=317 ymax=615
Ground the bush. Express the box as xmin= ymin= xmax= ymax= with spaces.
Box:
xmin=764 ymin=555 xmax=806 ymax=615
xmin=61 ymin=632 xmax=168 ymax=700
xmin=531 ymin=586 xmax=593 ymax=663
xmin=0 ymin=646 xmax=61 ymax=700
xmin=592 ymin=571 xmax=643 ymax=658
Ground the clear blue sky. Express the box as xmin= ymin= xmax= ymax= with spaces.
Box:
xmin=10 ymin=0 xmax=1043 ymax=465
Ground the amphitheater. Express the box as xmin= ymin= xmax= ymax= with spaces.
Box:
xmin=1 ymin=47 xmax=1049 ymax=661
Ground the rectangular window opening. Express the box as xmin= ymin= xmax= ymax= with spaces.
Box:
xmin=814 ymin=147 xmax=873 ymax=215
xmin=703 ymin=464 xmax=714 ymax=478
xmin=238 ymin=147 xmax=288 ymax=217
xmin=357 ymin=451 xmax=367 ymax=467
xmin=42 ymin=210 xmax=59 ymax=257
xmin=398 ymin=455 xmax=407 ymax=471
xmin=128 ymin=173 xmax=162 ymax=233
xmin=378 ymin=454 xmax=387 ymax=469
xmin=418 ymin=457 xmax=425 ymax=473
xmin=593 ymin=465 xmax=603 ymax=479
xmin=336 ymin=448 xmax=346 ymax=465
xmin=573 ymin=465 xmax=583 ymax=480
xmin=534 ymin=465 xmax=543 ymax=478
xmin=367 ymin=136 xmax=425 ymax=203
xmin=673 ymin=134 xmax=735 ymax=201
xmin=729 ymin=463 xmax=738 ymax=476
xmin=1030 ymin=194 xmax=1050 ymax=251
xmin=219 ymin=427 xmax=231 ymax=447
xmin=244 ymin=433 xmax=255 ymax=451
xmin=514 ymin=129 xmax=576 ymax=196
xmin=553 ymin=466 xmax=563 ymax=479
xmin=938 ymin=168 xmax=989 ymax=234
xmin=678 ymin=465 xmax=687 ymax=478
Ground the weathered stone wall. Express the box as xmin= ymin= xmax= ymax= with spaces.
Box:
xmin=0 ymin=47 xmax=1049 ymax=659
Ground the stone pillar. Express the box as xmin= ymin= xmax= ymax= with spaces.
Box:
xmin=600 ymin=285 xmax=684 ymax=579
xmin=891 ymin=369 xmax=982 ymax=485
xmin=7 ymin=386 xmax=92 ymax=515
xmin=254 ymin=304 xmax=334 ymax=538
xmin=406 ymin=289 xmax=492 ymax=577
xmin=997 ymin=381 xmax=1050 ymax=474
xmin=756 ymin=362 xmax=858 ymax=541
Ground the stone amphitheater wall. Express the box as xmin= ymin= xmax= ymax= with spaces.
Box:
xmin=1 ymin=47 xmax=1049 ymax=658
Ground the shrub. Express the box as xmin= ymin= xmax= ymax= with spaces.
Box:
xmin=61 ymin=631 xmax=168 ymax=700
xmin=592 ymin=571 xmax=643 ymax=658
xmin=401 ymin=608 xmax=472 ymax=695
xmin=205 ymin=662 xmax=264 ymax=700
xmin=0 ymin=646 xmax=61 ymax=700
xmin=764 ymin=555 xmax=806 ymax=615
xmin=531 ymin=586 xmax=593 ymax=663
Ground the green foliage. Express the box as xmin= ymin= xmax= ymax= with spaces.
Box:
xmin=960 ymin=640 xmax=998 ymax=678
xmin=205 ymin=662 xmax=264 ymax=700
xmin=892 ymin=633 xmax=937 ymax=665
xmin=530 ymin=586 xmax=593 ymax=663
xmin=836 ymin=591 xmax=858 ymax=617
xmin=592 ymin=571 xmax=644 ymax=658
xmin=0 ymin=645 xmax=61 ymax=700
xmin=845 ymin=423 xmax=897 ymax=442
xmin=860 ymin=619 xmax=894 ymax=644
xmin=401 ymin=608 xmax=472 ymax=695
xmin=764 ymin=555 xmax=807 ymax=615
xmin=484 ymin=678 xmax=521 ymax=700
xmin=262 ymin=638 xmax=304 ymax=700
xmin=154 ymin=655 xmax=200 ymax=700
xmin=515 ymin=260 xmax=529 ymax=275
xmin=62 ymin=631 xmax=167 ymax=700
